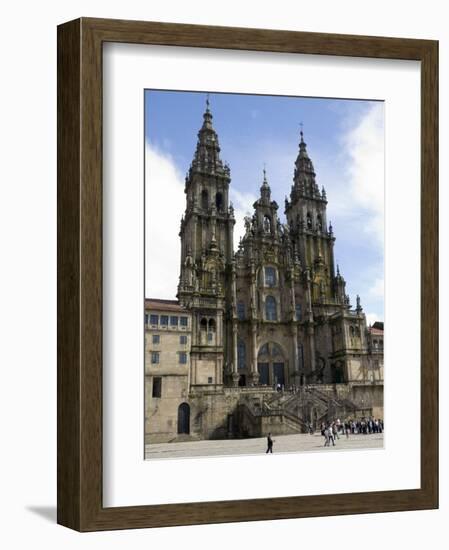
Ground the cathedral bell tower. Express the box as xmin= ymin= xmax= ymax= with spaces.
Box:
xmin=178 ymin=98 xmax=235 ymax=387
xmin=285 ymin=130 xmax=336 ymax=304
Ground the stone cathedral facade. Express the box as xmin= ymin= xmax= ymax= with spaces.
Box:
xmin=145 ymin=101 xmax=384 ymax=444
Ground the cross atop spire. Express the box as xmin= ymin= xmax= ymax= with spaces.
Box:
xmin=262 ymin=163 xmax=268 ymax=185
xmin=201 ymin=93 xmax=214 ymax=130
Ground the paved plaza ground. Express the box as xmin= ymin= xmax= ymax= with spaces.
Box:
xmin=145 ymin=432 xmax=384 ymax=460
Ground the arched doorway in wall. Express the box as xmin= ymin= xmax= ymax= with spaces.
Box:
xmin=177 ymin=403 xmax=190 ymax=435
xmin=257 ymin=342 xmax=286 ymax=387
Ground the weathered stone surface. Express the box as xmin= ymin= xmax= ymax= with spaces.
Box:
xmin=145 ymin=101 xmax=384 ymax=446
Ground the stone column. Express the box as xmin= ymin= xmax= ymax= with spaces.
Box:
xmin=191 ymin=214 xmax=197 ymax=259
xmin=292 ymin=327 xmax=299 ymax=381
xmin=328 ymin=236 xmax=336 ymax=281
xmin=227 ymin=213 xmax=235 ymax=263
xmin=305 ymin=269 xmax=316 ymax=379
xmin=231 ymin=321 xmax=239 ymax=386
xmin=217 ymin=310 xmax=223 ymax=385
xmin=249 ymin=323 xmax=260 ymax=386
xmin=290 ymin=270 xmax=300 ymax=385
xmin=307 ymin=324 xmax=316 ymax=378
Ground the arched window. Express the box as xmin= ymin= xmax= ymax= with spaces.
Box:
xmin=201 ymin=189 xmax=208 ymax=210
xmin=259 ymin=343 xmax=269 ymax=356
xmin=295 ymin=303 xmax=302 ymax=321
xmin=207 ymin=318 xmax=216 ymax=342
xmin=317 ymin=214 xmax=323 ymax=231
xmin=272 ymin=344 xmax=282 ymax=357
xmin=265 ymin=296 xmax=277 ymax=321
xmin=237 ymin=340 xmax=246 ymax=370
xmin=215 ymin=192 xmax=223 ymax=211
xmin=264 ymin=266 xmax=276 ymax=287
xmin=200 ymin=318 xmax=207 ymax=331
xmin=257 ymin=342 xmax=285 ymax=386
xmin=237 ymin=301 xmax=245 ymax=320
xmin=306 ymin=212 xmax=312 ymax=229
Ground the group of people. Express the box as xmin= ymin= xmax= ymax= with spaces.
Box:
xmin=265 ymin=417 xmax=384 ymax=453
xmin=320 ymin=417 xmax=384 ymax=447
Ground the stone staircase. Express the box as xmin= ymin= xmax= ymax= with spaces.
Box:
xmin=235 ymin=386 xmax=361 ymax=437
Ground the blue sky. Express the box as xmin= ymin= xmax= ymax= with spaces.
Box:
xmin=145 ymin=90 xmax=384 ymax=324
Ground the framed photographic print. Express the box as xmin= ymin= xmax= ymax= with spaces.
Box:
xmin=57 ymin=17 xmax=438 ymax=531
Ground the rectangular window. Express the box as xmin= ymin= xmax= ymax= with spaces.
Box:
xmin=151 ymin=351 xmax=160 ymax=364
xmin=180 ymin=316 xmax=188 ymax=327
xmin=180 ymin=335 xmax=187 ymax=345
xmin=170 ymin=316 xmax=179 ymax=326
xmin=208 ymin=377 xmax=213 ymax=384
xmin=237 ymin=301 xmax=245 ymax=321
xmin=265 ymin=296 xmax=277 ymax=321
xmin=150 ymin=314 xmax=159 ymax=325
xmin=265 ymin=266 xmax=276 ymax=287
xmin=207 ymin=332 xmax=213 ymax=341
xmin=295 ymin=303 xmax=302 ymax=321
xmin=145 ymin=313 xmax=149 ymax=324
xmin=238 ymin=341 xmax=246 ymax=370
xmin=152 ymin=335 xmax=160 ymax=344
xmin=152 ymin=377 xmax=162 ymax=398
xmin=160 ymin=315 xmax=168 ymax=326
xmin=179 ymin=352 xmax=187 ymax=364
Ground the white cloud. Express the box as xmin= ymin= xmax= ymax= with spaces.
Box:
xmin=319 ymin=102 xmax=385 ymax=320
xmin=145 ymin=143 xmax=185 ymax=300
xmin=369 ymin=277 xmax=384 ymax=299
xmin=342 ymin=102 xmax=385 ymax=245
xmin=145 ymin=145 xmax=258 ymax=298
xmin=365 ymin=312 xmax=381 ymax=327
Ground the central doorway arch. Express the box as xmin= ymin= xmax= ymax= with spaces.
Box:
xmin=257 ymin=342 xmax=286 ymax=387
xmin=177 ymin=403 xmax=190 ymax=435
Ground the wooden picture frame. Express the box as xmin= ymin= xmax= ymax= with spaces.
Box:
xmin=57 ymin=17 xmax=438 ymax=531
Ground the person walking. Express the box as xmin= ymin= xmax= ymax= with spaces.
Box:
xmin=323 ymin=426 xmax=330 ymax=446
xmin=332 ymin=422 xmax=339 ymax=440
xmin=266 ymin=433 xmax=274 ymax=453
xmin=328 ymin=424 xmax=336 ymax=446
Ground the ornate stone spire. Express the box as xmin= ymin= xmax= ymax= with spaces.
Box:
xmin=291 ymin=128 xmax=320 ymax=200
xmin=260 ymin=166 xmax=271 ymax=204
xmin=189 ymin=95 xmax=227 ymax=178
xmin=334 ymin=262 xmax=347 ymax=305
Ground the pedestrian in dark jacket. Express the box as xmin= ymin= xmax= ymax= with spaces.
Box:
xmin=266 ymin=433 xmax=274 ymax=453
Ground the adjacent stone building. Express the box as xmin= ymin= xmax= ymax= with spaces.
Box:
xmin=145 ymin=100 xmax=384 ymax=444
